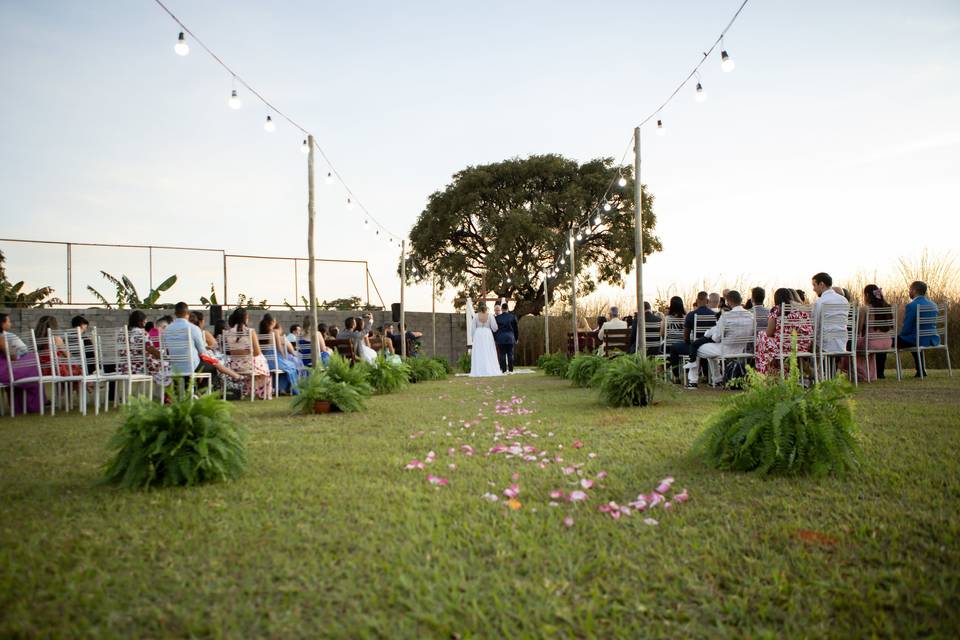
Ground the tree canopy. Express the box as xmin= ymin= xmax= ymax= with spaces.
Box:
xmin=404 ymin=154 xmax=661 ymax=315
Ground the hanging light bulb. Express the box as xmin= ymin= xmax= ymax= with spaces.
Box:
xmin=603 ymin=202 xmax=612 ymax=212
xmin=363 ymin=218 xmax=370 ymax=229
xmin=656 ymin=119 xmax=666 ymax=136
xmin=507 ymin=277 xmax=512 ymax=284
xmin=618 ymin=175 xmax=627 ymax=188
xmin=576 ymin=232 xmax=583 ymax=241
xmin=695 ymin=82 xmax=707 ymax=102
xmin=325 ymin=171 xmax=333 ymax=185
xmin=300 ymin=139 xmax=309 ymax=154
xmin=565 ymin=248 xmax=571 ymax=256
xmin=347 ymin=197 xmax=354 ymax=210
xmin=228 ymin=89 xmax=242 ymax=110
xmin=594 ymin=215 xmax=601 ymax=225
xmin=174 ymin=32 xmax=190 ymax=56
xmin=263 ymin=115 xmax=275 ymax=132
xmin=721 ymin=50 xmax=735 ymax=72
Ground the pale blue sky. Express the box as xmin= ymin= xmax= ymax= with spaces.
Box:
xmin=2 ymin=0 xmax=958 ymax=312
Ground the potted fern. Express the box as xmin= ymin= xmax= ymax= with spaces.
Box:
xmin=292 ymin=367 xmax=367 ymax=414
xmin=103 ymin=393 xmax=247 ymax=489
xmin=359 ymin=355 xmax=412 ymax=394
xmin=596 ymin=354 xmax=665 ymax=407
xmin=566 ymin=353 xmax=607 ymax=387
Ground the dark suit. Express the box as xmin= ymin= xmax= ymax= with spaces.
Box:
xmin=494 ymin=312 xmax=518 ymax=372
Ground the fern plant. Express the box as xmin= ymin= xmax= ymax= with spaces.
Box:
xmin=291 ymin=367 xmax=367 ymax=413
xmin=538 ymin=352 xmax=570 ymax=377
xmin=431 ymin=357 xmax=453 ymax=375
xmin=103 ymin=393 xmax=246 ymax=489
xmin=597 ymin=354 xmax=664 ymax=407
xmin=458 ymin=352 xmax=472 ymax=373
xmin=566 ymin=353 xmax=606 ymax=387
xmin=360 ymin=355 xmax=412 ymax=394
xmin=407 ymin=357 xmax=448 ymax=383
xmin=695 ymin=351 xmax=859 ymax=477
xmin=324 ymin=353 xmax=374 ymax=398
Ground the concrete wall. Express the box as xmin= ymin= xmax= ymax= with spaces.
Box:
xmin=1 ymin=307 xmax=469 ymax=364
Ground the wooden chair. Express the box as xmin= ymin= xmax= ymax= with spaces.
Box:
xmin=602 ymin=329 xmax=631 ymax=357
xmin=328 ymin=339 xmax=357 ymax=365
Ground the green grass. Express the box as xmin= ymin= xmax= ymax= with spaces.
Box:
xmin=1 ymin=372 xmax=959 ymax=638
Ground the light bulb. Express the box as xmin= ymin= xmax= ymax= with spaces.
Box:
xmin=565 ymin=248 xmax=571 ymax=256
xmin=325 ymin=171 xmax=333 ymax=185
xmin=618 ymin=176 xmax=627 ymax=187
xmin=507 ymin=277 xmax=512 ymax=283
xmin=594 ymin=215 xmax=601 ymax=225
xmin=576 ymin=232 xmax=583 ymax=241
xmin=347 ymin=197 xmax=354 ymax=210
xmin=656 ymin=119 xmax=666 ymax=136
xmin=603 ymin=203 xmax=612 ymax=212
xmin=721 ymin=50 xmax=735 ymax=72
xmin=228 ymin=89 xmax=242 ymax=110
xmin=695 ymin=82 xmax=707 ymax=102
xmin=376 ymin=229 xmax=380 ymax=236
xmin=264 ymin=115 xmax=275 ymax=132
xmin=363 ymin=218 xmax=369 ymax=229
xmin=174 ymin=32 xmax=189 ymax=56
xmin=300 ymin=139 xmax=309 ymax=154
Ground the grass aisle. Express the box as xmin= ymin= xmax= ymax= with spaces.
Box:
xmin=1 ymin=373 xmax=958 ymax=638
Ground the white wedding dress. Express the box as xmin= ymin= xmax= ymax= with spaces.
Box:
xmin=470 ymin=313 xmax=502 ymax=377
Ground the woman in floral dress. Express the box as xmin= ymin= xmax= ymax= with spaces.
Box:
xmin=119 ymin=310 xmax=171 ymax=388
xmin=223 ymin=308 xmax=273 ymax=400
xmin=754 ymin=288 xmax=813 ymax=374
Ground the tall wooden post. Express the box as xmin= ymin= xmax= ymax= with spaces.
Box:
xmin=570 ymin=230 xmax=579 ymax=355
xmin=307 ymin=135 xmax=320 ymax=366
xmin=543 ymin=271 xmax=550 ymax=354
xmin=400 ymin=240 xmax=407 ymax=358
xmin=633 ymin=126 xmax=646 ymax=354
xmin=431 ymin=276 xmax=437 ymax=357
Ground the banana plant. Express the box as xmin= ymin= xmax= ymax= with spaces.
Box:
xmin=87 ymin=272 xmax=177 ymax=309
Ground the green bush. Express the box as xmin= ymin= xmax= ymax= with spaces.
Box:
xmin=596 ymin=354 xmax=664 ymax=407
xmin=407 ymin=357 xmax=448 ymax=383
xmin=566 ymin=353 xmax=607 ymax=387
xmin=324 ymin=353 xmax=374 ymax=398
xmin=694 ymin=355 xmax=859 ymax=477
xmin=103 ymin=393 xmax=246 ymax=489
xmin=361 ymin=356 xmax=411 ymax=395
xmin=458 ymin=352 xmax=471 ymax=373
xmin=292 ymin=367 xmax=367 ymax=413
xmin=431 ymin=357 xmax=453 ymax=375
xmin=538 ymin=351 xmax=570 ymax=377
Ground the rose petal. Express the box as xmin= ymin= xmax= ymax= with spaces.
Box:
xmin=643 ymin=517 xmax=659 ymax=526
xmin=481 ymin=492 xmax=499 ymax=502
xmin=562 ymin=466 xmax=576 ymax=475
xmin=674 ymin=489 xmax=689 ymax=503
xmin=563 ymin=516 xmax=574 ymax=528
xmin=569 ymin=490 xmax=588 ymax=502
xmin=580 ymin=478 xmax=594 ymax=489
xmin=426 ymin=475 xmax=449 ymax=486
xmin=573 ymin=440 xmax=583 ymax=449
xmin=549 ymin=489 xmax=565 ymax=499
xmin=597 ymin=471 xmax=607 ymax=480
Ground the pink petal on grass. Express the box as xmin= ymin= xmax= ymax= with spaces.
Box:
xmin=563 ymin=516 xmax=575 ymax=528
xmin=503 ymin=484 xmax=520 ymax=498
xmin=511 ymin=472 xmax=521 ymax=481
xmin=643 ymin=517 xmax=659 ymax=526
xmin=596 ymin=471 xmax=608 ymax=480
xmin=449 ymin=464 xmax=457 ymax=470
xmin=573 ymin=440 xmax=583 ymax=449
xmin=549 ymin=489 xmax=565 ymax=500
xmin=405 ymin=460 xmax=425 ymax=470
xmin=674 ymin=489 xmax=690 ymax=503
xmin=656 ymin=476 xmax=675 ymax=494
xmin=562 ymin=466 xmax=576 ymax=475
xmin=569 ymin=490 xmax=588 ymax=502
xmin=580 ymin=479 xmax=594 ymax=490
xmin=427 ymin=475 xmax=449 ymax=486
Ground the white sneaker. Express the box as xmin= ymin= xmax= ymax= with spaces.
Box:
xmin=683 ymin=362 xmax=698 ymax=370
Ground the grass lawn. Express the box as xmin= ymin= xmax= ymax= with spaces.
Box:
xmin=1 ymin=371 xmax=958 ymax=638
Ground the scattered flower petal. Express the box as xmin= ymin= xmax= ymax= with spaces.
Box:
xmin=580 ymin=478 xmax=594 ymax=489
xmin=569 ymin=490 xmax=588 ymax=502
xmin=563 ymin=516 xmax=574 ymax=528
xmin=507 ymin=498 xmax=522 ymax=510
xmin=643 ymin=518 xmax=659 ymax=526
xmin=427 ymin=475 xmax=449 ymax=486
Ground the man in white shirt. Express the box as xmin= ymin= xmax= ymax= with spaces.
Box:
xmin=163 ymin=302 xmax=209 ymax=377
xmin=811 ymin=272 xmax=850 ymax=354
xmin=686 ymin=291 xmax=755 ymax=386
xmin=597 ymin=306 xmax=628 ymax=340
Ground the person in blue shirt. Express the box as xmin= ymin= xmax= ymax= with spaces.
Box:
xmin=898 ymin=280 xmax=939 ymax=377
xmin=666 ymin=291 xmax=715 ymax=383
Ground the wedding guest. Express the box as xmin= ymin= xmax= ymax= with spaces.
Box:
xmin=286 ymin=324 xmax=302 ymax=345
xmin=185 ymin=307 xmax=241 ymax=383
xmin=812 ymin=272 xmax=849 ymax=355
xmin=660 ymin=296 xmax=686 ymax=339
xmin=258 ymin=314 xmax=302 ymax=394
xmin=707 ymin=293 xmax=722 ymax=315
xmin=667 ymin=292 xmax=713 ymax=381
xmin=223 ymin=307 xmax=273 ymax=399
xmin=119 ymin=310 xmax=170 ymax=388
xmin=0 ymin=313 xmax=41 ymax=413
xmin=749 ymin=287 xmax=768 ymax=318
xmin=34 ymin=315 xmax=68 ymax=376
xmin=898 ymin=280 xmax=939 ymax=377
xmin=856 ymin=284 xmax=893 ymax=382
xmin=754 ymin=288 xmax=814 ymax=375
xmin=684 ymin=290 xmax=754 ymax=387
xmin=597 ymin=307 xmax=627 ymax=340
xmin=72 ymin=315 xmax=96 ymax=374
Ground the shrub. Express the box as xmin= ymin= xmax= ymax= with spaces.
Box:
xmin=292 ymin=367 xmax=367 ymax=413
xmin=431 ymin=357 xmax=453 ymax=375
xmin=458 ymin=352 xmax=471 ymax=373
xmin=566 ymin=353 xmax=606 ymax=387
xmin=694 ymin=352 xmax=859 ymax=477
xmin=324 ymin=353 xmax=373 ymax=398
xmin=538 ymin=351 xmax=570 ymax=377
xmin=407 ymin=357 xmax=448 ymax=383
xmin=103 ymin=393 xmax=246 ymax=489
xmin=361 ymin=356 xmax=411 ymax=394
xmin=597 ymin=354 xmax=664 ymax=407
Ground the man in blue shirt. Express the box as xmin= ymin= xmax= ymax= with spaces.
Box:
xmin=164 ymin=302 xmax=214 ymax=381
xmin=898 ymin=280 xmax=940 ymax=377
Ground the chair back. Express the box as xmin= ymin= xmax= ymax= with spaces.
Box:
xmin=93 ymin=327 xmax=130 ymax=373
xmin=643 ymin=324 xmax=662 ymax=352
xmin=161 ymin=329 xmax=201 ymax=377
xmin=256 ymin=332 xmax=280 ymax=371
xmin=864 ymin=305 xmax=897 ymax=340
xmin=720 ymin=316 xmax=755 ymax=356
xmin=692 ymin=313 xmax=718 ymax=341
xmin=816 ymin=302 xmax=853 ymax=355
xmin=6 ymin=331 xmax=42 ymax=381
xmin=50 ymin=328 xmax=88 ymax=379
xmin=778 ymin=303 xmax=816 ymax=355
xmin=753 ymin=307 xmax=769 ymax=336
xmin=328 ymin=338 xmax=357 ymax=363
xmin=602 ymin=329 xmax=631 ymax=355
xmin=917 ymin=302 xmax=949 ymax=346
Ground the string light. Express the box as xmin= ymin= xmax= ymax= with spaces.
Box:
xmin=594 ymin=215 xmax=601 ymax=225
xmin=263 ymin=115 xmax=275 ymax=132
xmin=300 ymin=139 xmax=309 ymax=154
xmin=347 ymin=197 xmax=354 ymax=210
xmin=576 ymin=232 xmax=583 ymax=241
xmin=228 ymin=89 xmax=242 ymax=109
xmin=617 ymin=175 xmax=627 ymax=188
xmin=695 ymin=82 xmax=707 ymax=102
xmin=565 ymin=248 xmax=571 ymax=256
xmin=721 ymin=50 xmax=735 ymax=72
xmin=363 ymin=218 xmax=369 ymax=229
xmin=174 ymin=32 xmax=189 ymax=56
xmin=603 ymin=203 xmax=612 ymax=212
xmin=656 ymin=119 xmax=666 ymax=136
xmin=325 ymin=171 xmax=333 ymax=185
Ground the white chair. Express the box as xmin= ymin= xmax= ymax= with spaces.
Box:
xmin=220 ymin=330 xmax=256 ymax=401
xmin=817 ymin=304 xmax=858 ymax=386
xmin=3 ymin=331 xmax=46 ymax=417
xmin=659 ymin=318 xmax=685 ymax=379
xmin=861 ymin=305 xmax=901 ymax=382
xmin=776 ymin=303 xmax=818 ymax=382
xmin=159 ymin=331 xmax=212 ymax=399
xmin=257 ymin=332 xmax=282 ymax=398
xmin=753 ymin=307 xmax=768 ymax=337
xmin=901 ymin=302 xmax=952 ymax=379
xmin=90 ymin=327 xmax=154 ymax=409
xmin=45 ymin=328 xmax=92 ymax=415
xmin=714 ymin=320 xmax=756 ymax=387
xmin=684 ymin=313 xmax=719 ymax=384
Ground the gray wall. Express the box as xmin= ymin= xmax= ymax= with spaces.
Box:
xmin=1 ymin=307 xmax=469 ymax=364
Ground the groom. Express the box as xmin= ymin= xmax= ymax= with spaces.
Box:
xmin=494 ymin=302 xmax=519 ymax=373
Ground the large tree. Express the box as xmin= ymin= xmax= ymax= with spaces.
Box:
xmin=405 ymin=154 xmax=661 ymax=315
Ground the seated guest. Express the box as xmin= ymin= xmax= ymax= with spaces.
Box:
xmin=385 ymin=324 xmax=401 ymax=355
xmin=577 ymin=314 xmax=593 ymax=331
xmin=286 ymin=323 xmax=302 ymax=345
xmin=328 ymin=325 xmax=340 ymax=339
xmin=165 ymin=302 xmax=232 ymax=389
xmin=213 ymin=319 xmax=227 ymax=341
xmin=667 ymin=292 xmax=714 ymax=382
xmin=34 ymin=315 xmax=71 ymax=376
xmin=188 ymin=309 xmax=242 ymax=382
xmin=362 ymin=312 xmax=376 ymax=337
xmin=643 ymin=301 xmax=661 ymax=325
xmin=754 ymin=288 xmax=813 ymax=375
xmin=660 ymin=296 xmax=686 ymax=338
xmin=812 ymin=272 xmax=849 ymax=356
xmin=0 ymin=313 xmax=42 ymax=414
xmin=72 ymin=315 xmax=96 ymax=374
xmin=898 ymin=280 xmax=939 ymax=377
xmin=119 ymin=310 xmax=170 ymax=388
xmin=258 ymin=314 xmax=303 ymax=394
xmin=856 ymin=284 xmax=893 ymax=382
xmin=592 ymin=316 xmax=606 ymax=338
xmin=148 ymin=315 xmax=173 ymax=349
xmin=685 ymin=290 xmax=754 ymax=387
xmin=749 ymin=287 xmax=768 ymax=318
xmin=188 ymin=311 xmax=217 ymax=350
xmin=719 ymin=289 xmax=732 ymax=313
xmin=400 ymin=323 xmax=423 ymax=355
xmin=597 ymin=307 xmax=627 ymax=340
xmin=223 ymin=307 xmax=273 ymax=399
xmin=626 ymin=303 xmax=663 ymax=356
xmin=338 ymin=317 xmax=377 ymax=364
xmin=795 ymin=289 xmax=808 ymax=303
xmin=707 ymin=293 xmax=722 ymax=315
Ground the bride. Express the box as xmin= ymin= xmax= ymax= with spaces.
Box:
xmin=470 ymin=303 xmax=502 ymax=377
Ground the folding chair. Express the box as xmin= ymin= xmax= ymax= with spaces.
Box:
xmin=91 ymin=327 xmax=154 ymax=409
xmin=219 ymin=330 xmax=256 ymax=401
xmin=861 ymin=305 xmax=901 ymax=382
xmin=818 ymin=303 xmax=858 ymax=386
xmin=160 ymin=331 xmax=213 ymax=399
xmin=257 ymin=332 xmax=282 ymax=398
xmin=3 ymin=331 xmax=45 ymax=417
xmin=776 ymin=303 xmax=818 ymax=382
xmin=901 ymin=302 xmax=952 ymax=379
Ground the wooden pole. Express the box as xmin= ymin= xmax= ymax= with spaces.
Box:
xmin=543 ymin=271 xmax=550 ymax=354
xmin=431 ymin=276 xmax=437 ymax=357
xmin=634 ymin=126 xmax=646 ymax=355
xmin=400 ymin=240 xmax=407 ymax=358
xmin=307 ymin=135 xmax=320 ymax=367
xmin=570 ymin=230 xmax=579 ymax=355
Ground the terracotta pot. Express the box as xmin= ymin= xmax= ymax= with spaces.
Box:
xmin=313 ymin=400 xmax=332 ymax=414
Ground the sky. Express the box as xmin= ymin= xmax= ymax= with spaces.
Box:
xmin=1 ymin=0 xmax=958 ymax=313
